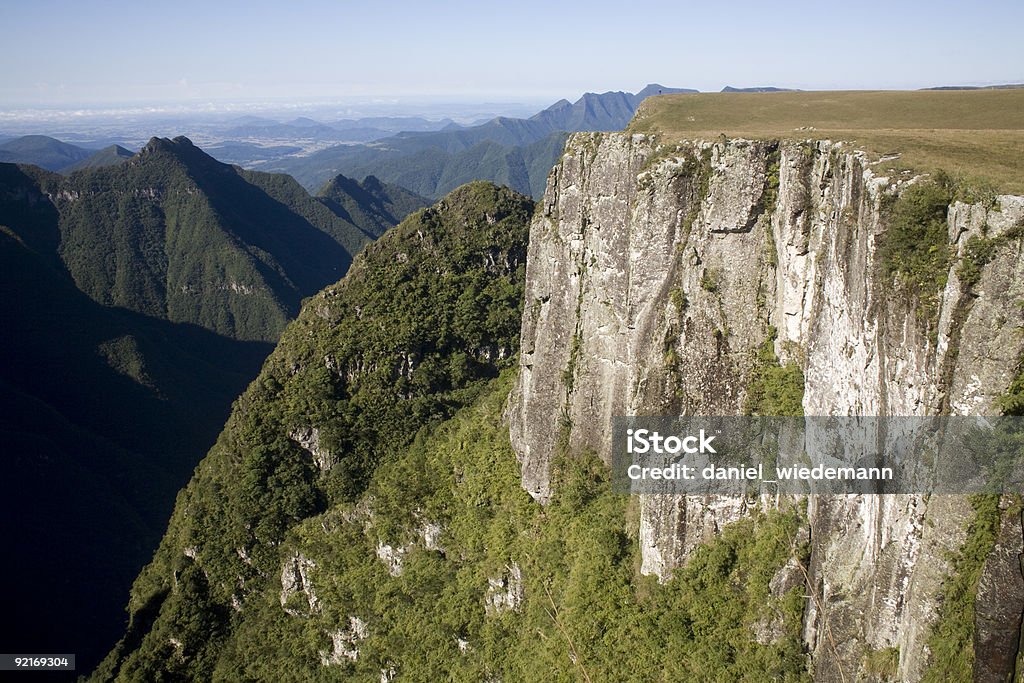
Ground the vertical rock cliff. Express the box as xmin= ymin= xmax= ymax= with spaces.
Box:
xmin=509 ymin=132 xmax=1024 ymax=680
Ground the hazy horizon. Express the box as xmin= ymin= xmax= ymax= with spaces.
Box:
xmin=4 ymin=0 xmax=1022 ymax=111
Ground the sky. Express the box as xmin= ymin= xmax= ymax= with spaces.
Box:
xmin=2 ymin=0 xmax=1022 ymax=108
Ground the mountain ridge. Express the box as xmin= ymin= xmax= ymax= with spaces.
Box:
xmin=32 ymin=135 xmax=427 ymax=341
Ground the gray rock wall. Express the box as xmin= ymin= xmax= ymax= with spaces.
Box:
xmin=508 ymin=131 xmax=1024 ymax=681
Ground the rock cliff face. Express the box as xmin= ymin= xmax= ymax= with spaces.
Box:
xmin=509 ymin=132 xmax=1024 ymax=680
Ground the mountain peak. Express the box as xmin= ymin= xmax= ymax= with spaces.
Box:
xmin=140 ymin=136 xmax=174 ymax=154
xmin=141 ymin=136 xmax=199 ymax=154
xmin=135 ymin=136 xmax=229 ymax=176
xmin=287 ymin=117 xmax=322 ymax=127
xmin=543 ymin=98 xmax=573 ymax=111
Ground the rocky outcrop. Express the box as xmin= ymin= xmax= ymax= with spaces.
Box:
xmin=509 ymin=132 xmax=1024 ymax=680
xmin=375 ymin=541 xmax=407 ymax=577
xmin=289 ymin=426 xmax=337 ymax=473
xmin=319 ymin=616 xmax=369 ymax=665
xmin=280 ymin=552 xmax=319 ymax=615
xmin=485 ymin=562 xmax=524 ymax=615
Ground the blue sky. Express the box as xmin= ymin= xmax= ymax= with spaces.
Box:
xmin=2 ymin=0 xmax=1022 ymax=106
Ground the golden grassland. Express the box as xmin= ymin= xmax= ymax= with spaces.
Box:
xmin=628 ymin=90 xmax=1024 ymax=194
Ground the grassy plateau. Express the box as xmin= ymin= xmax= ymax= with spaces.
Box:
xmin=629 ymin=90 xmax=1024 ymax=194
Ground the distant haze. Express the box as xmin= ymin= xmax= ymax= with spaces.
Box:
xmin=2 ymin=0 xmax=1022 ymax=108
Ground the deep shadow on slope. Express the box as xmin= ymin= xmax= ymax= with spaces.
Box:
xmin=0 ymin=224 xmax=271 ymax=674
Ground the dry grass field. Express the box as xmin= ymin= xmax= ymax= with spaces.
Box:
xmin=628 ymin=90 xmax=1024 ymax=195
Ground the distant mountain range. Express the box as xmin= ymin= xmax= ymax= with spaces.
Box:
xmin=221 ymin=114 xmax=461 ymax=143
xmin=0 ymin=142 xmax=427 ymax=670
xmin=268 ymin=84 xmax=695 ymax=198
xmin=720 ymin=85 xmax=799 ymax=93
xmin=923 ymin=83 xmax=1024 ymax=90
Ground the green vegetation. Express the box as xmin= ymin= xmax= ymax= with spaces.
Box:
xmin=97 ymin=335 xmax=156 ymax=390
xmin=562 ymin=332 xmax=583 ymax=393
xmin=921 ymin=495 xmax=1003 ymax=682
xmin=669 ymin=287 xmax=688 ymax=317
xmin=629 ymin=90 xmax=1024 ymax=194
xmin=700 ymin=266 xmax=722 ymax=293
xmin=876 ymin=177 xmax=954 ymax=323
xmin=987 ymin=228 xmax=1024 ymax=417
xmin=94 ymin=182 xmax=534 ymax=680
xmin=101 ymin=374 xmax=810 ymax=681
xmin=681 ymin=146 xmax=713 ymax=237
xmin=957 ymin=235 xmax=1000 ymax=290
xmin=65 ymin=144 xmax=134 ymax=172
xmin=957 ymin=220 xmax=1024 ymax=292
xmin=561 ymin=258 xmax=590 ymax=396
xmin=746 ymin=329 xmax=805 ymax=417
xmin=997 ymin=368 xmax=1024 ymax=416
xmin=863 ymin=646 xmax=900 ymax=679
